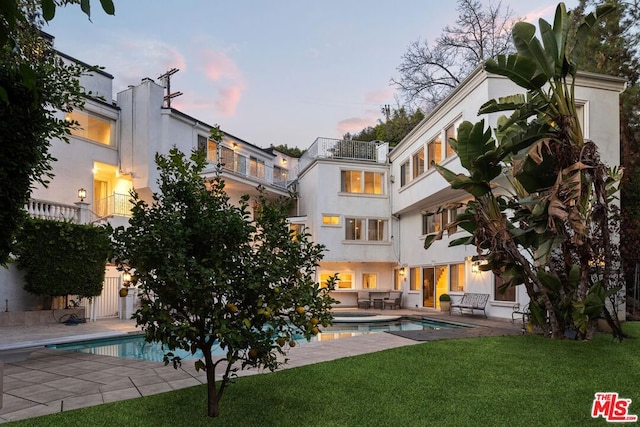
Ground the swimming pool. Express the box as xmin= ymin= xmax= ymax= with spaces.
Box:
xmin=46 ymin=317 xmax=466 ymax=362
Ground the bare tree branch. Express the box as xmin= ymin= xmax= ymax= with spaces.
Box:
xmin=392 ymin=0 xmax=518 ymax=111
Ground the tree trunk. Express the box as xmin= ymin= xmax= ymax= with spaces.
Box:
xmin=204 ymin=350 xmax=220 ymax=417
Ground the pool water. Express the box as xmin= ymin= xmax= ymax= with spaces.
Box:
xmin=46 ymin=317 xmax=465 ymax=362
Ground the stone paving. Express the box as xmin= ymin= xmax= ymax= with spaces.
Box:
xmin=0 ymin=309 xmax=521 ymax=423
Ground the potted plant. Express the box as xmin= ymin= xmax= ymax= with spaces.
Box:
xmin=439 ymin=294 xmax=451 ymax=312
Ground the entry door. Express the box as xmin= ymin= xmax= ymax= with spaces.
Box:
xmin=94 ymin=179 xmax=109 ymax=217
xmin=423 ymin=267 xmax=435 ymax=308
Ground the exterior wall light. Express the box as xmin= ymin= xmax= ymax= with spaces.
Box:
xmin=77 ymin=188 xmax=87 ymax=202
xmin=122 ymin=271 xmax=132 ymax=286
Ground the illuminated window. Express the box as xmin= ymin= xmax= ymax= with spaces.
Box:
xmin=322 ymin=215 xmax=340 ymax=226
xmin=341 ymin=170 xmax=384 ymax=194
xmin=65 ymin=110 xmax=112 ymax=145
xmin=445 ymin=123 xmax=456 ymax=158
xmin=320 ymin=272 xmax=353 ymax=289
xmin=250 ymin=157 xmax=265 ymax=179
xmin=362 ymin=273 xmax=377 ymax=289
xmin=428 ymin=136 xmax=442 ymax=168
xmin=412 ymin=149 xmax=425 ymax=178
xmin=450 ymin=263 xmax=465 ymax=292
xmin=289 ymin=223 xmax=304 ymax=240
xmin=345 ymin=218 xmax=364 ymax=240
xmin=363 ymin=172 xmax=383 ymax=194
xmin=410 ymin=267 xmax=420 ymax=291
xmin=394 ymin=269 xmax=402 ymax=291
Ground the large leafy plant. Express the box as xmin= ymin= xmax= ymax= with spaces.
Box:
xmin=426 ymin=2 xmax=625 ymax=339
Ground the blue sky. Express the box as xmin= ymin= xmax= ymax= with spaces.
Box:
xmin=46 ymin=0 xmax=577 ymax=149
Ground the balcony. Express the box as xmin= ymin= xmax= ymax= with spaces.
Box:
xmin=296 ymin=138 xmax=389 ymax=175
xmin=210 ymin=151 xmax=292 ymax=189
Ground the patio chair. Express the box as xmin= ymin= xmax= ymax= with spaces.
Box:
xmin=384 ymin=291 xmax=402 ymax=309
xmin=357 ymin=291 xmax=371 ymax=309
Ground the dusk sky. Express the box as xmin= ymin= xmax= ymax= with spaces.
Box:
xmin=46 ymin=0 xmax=578 ymax=150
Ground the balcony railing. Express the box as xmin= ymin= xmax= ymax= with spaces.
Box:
xmin=211 ymin=153 xmax=292 ymax=189
xmin=296 ymin=138 xmax=389 ymax=175
xmin=25 ymin=199 xmax=80 ymax=222
xmin=94 ymin=193 xmax=133 ymax=218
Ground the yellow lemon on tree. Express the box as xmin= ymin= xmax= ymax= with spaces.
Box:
xmin=295 ymin=306 xmax=305 ymax=315
xmin=276 ymin=337 xmax=286 ymax=347
xmin=311 ymin=317 xmax=319 ymax=325
xmin=226 ymin=303 xmax=238 ymax=313
xmin=289 ymin=340 xmax=297 ymax=348
xmin=248 ymin=348 xmax=258 ymax=360
xmin=311 ymin=327 xmax=319 ymax=335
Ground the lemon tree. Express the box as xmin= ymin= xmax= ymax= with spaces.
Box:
xmin=111 ymin=148 xmax=336 ymax=417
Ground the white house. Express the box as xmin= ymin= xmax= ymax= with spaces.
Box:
xmin=0 ymin=39 xmax=626 ymax=322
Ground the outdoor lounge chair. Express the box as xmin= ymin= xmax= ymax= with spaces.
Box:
xmin=384 ymin=291 xmax=402 ymax=309
xmin=357 ymin=291 xmax=371 ymax=309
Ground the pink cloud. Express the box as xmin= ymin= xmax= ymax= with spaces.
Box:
xmin=336 ymin=110 xmax=380 ymax=136
xmin=365 ymin=87 xmax=394 ymax=104
xmin=215 ymin=84 xmax=244 ymax=117
xmin=200 ymin=49 xmax=241 ymax=81
xmin=520 ymin=5 xmax=557 ymax=23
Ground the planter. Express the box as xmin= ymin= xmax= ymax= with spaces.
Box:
xmin=440 ymin=301 xmax=451 ymax=312
xmin=0 ymin=308 xmax=85 ymax=327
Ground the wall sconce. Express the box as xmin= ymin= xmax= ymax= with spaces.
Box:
xmin=282 ymin=158 xmax=288 ymax=165
xmin=232 ymin=143 xmax=238 ymax=151
xmin=399 ymin=265 xmax=406 ymax=276
xmin=471 ymin=260 xmax=487 ymax=273
xmin=122 ymin=271 xmax=132 ymax=287
xmin=77 ymin=188 xmax=87 ymax=202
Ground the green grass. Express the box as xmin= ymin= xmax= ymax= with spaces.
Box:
xmin=10 ymin=323 xmax=640 ymax=426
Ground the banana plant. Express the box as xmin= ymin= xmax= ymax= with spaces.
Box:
xmin=425 ymin=3 xmax=624 ymax=339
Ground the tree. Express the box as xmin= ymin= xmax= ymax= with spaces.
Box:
xmin=344 ymin=106 xmax=425 ymax=147
xmin=392 ymin=0 xmax=516 ymax=111
xmin=425 ymin=3 xmax=624 ymax=340
xmin=270 ymin=143 xmax=305 ymax=158
xmin=572 ymin=0 xmax=640 ymax=311
xmin=0 ymin=0 xmax=114 ymax=266
xmin=111 ymin=148 xmax=336 ymax=418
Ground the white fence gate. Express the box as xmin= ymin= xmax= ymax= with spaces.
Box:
xmin=81 ymin=276 xmax=120 ymax=320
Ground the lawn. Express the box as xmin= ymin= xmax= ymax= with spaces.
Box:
xmin=9 ymin=323 xmax=640 ymax=426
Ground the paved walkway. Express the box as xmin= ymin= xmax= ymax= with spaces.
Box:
xmin=0 ymin=309 xmax=521 ymax=423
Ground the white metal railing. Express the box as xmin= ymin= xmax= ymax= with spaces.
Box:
xmin=213 ymin=152 xmax=293 ymax=188
xmin=295 ymin=138 xmax=388 ymax=175
xmin=25 ymin=199 xmax=80 ymax=222
xmin=94 ymin=193 xmax=133 ymax=218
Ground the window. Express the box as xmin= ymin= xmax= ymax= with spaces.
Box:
xmin=362 ymin=273 xmax=377 ymax=289
xmin=66 ymin=110 xmax=112 ymax=145
xmin=494 ymin=274 xmax=515 ymax=302
xmin=412 ymin=149 xmax=425 ymax=178
xmin=427 ymin=136 xmax=442 ymax=169
xmin=410 ymin=267 xmax=420 ymax=291
xmin=198 ymin=135 xmax=218 ymax=163
xmin=368 ymin=219 xmax=385 ymax=241
xmin=445 ymin=123 xmax=456 ymax=158
xmin=363 ymin=172 xmax=383 ymax=194
xmin=450 ymin=263 xmax=465 ymax=292
xmin=289 ymin=223 xmax=304 ymax=240
xmin=320 ymin=272 xmax=353 ymax=289
xmin=422 ymin=209 xmax=460 ymax=235
xmin=394 ymin=269 xmax=402 ymax=291
xmin=322 ymin=215 xmax=340 ymax=226
xmin=220 ymin=146 xmax=235 ymax=171
xmin=400 ymin=161 xmax=410 ymax=186
xmin=345 ymin=218 xmax=364 ymax=240
xmin=249 ymin=157 xmax=265 ymax=179
xmin=345 ymin=218 xmax=387 ymax=241
xmin=341 ymin=170 xmax=384 ymax=194
xmin=341 ymin=170 xmax=362 ymax=193
xmin=274 ymin=166 xmax=288 ymax=184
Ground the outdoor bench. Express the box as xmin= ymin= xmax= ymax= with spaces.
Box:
xmin=450 ymin=293 xmax=489 ymax=318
